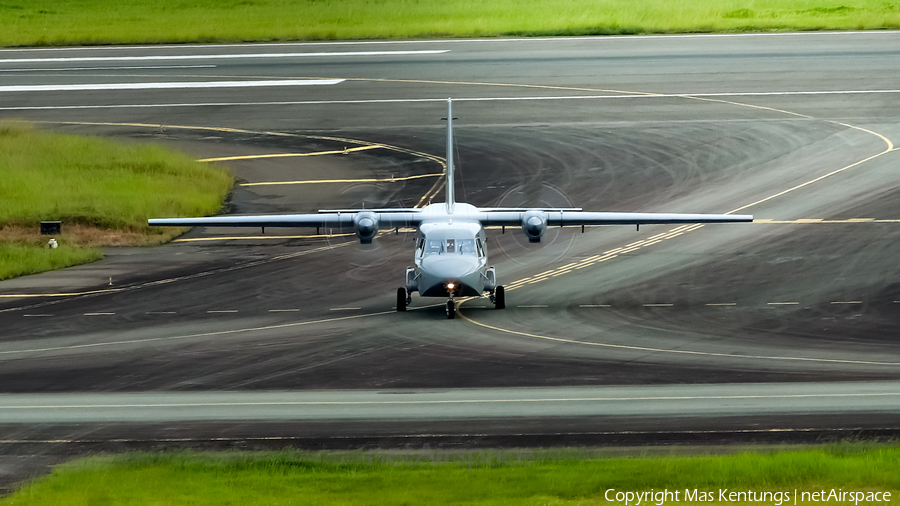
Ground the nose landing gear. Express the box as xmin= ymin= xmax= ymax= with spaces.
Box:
xmin=446 ymin=298 xmax=456 ymax=319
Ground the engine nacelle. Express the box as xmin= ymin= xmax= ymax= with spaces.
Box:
xmin=354 ymin=211 xmax=379 ymax=244
xmin=521 ymin=211 xmax=547 ymax=243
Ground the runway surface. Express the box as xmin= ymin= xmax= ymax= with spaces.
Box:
xmin=1 ymin=33 xmax=900 ymax=479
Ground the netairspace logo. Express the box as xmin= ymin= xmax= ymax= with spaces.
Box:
xmin=604 ymin=488 xmax=893 ymax=505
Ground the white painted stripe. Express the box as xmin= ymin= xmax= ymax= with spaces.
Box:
xmin=269 ymin=309 xmax=300 ymax=312
xmin=0 ymin=79 xmax=344 ymax=93
xmin=0 ymin=65 xmax=216 ymax=72
xmin=0 ymin=50 xmax=448 ymax=64
xmin=329 ymin=307 xmax=361 ymax=311
xmin=7 ymin=89 xmax=897 ymax=110
xmin=517 ymin=305 xmax=548 ymax=308
xmin=84 ymin=312 xmax=114 ymax=316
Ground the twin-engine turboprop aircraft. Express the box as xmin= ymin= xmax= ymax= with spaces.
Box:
xmin=150 ymin=99 xmax=752 ymax=319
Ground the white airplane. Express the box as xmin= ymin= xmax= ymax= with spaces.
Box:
xmin=150 ymin=99 xmax=752 ymax=318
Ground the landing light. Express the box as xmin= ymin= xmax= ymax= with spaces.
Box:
xmin=447 ymin=282 xmax=456 ymax=290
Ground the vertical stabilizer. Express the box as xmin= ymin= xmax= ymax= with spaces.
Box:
xmin=445 ymin=98 xmax=455 ymax=214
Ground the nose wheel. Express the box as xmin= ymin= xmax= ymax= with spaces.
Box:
xmin=446 ymin=299 xmax=456 ymax=319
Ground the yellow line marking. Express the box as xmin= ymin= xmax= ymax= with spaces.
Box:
xmin=724 ymin=139 xmax=894 ymax=218
xmin=706 ymin=303 xmax=737 ymax=306
xmin=0 ymin=310 xmax=399 ymax=357
xmin=240 ymin=172 xmax=441 ymax=187
xmin=457 ymin=310 xmax=900 ymax=366
xmin=198 ymin=144 xmax=382 ymax=162
xmin=173 ymin=233 xmax=354 ymax=242
xmin=40 ymin=120 xmax=446 ymax=211
xmin=0 ymin=288 xmax=122 ymax=298
xmin=768 ymin=302 xmax=800 ymax=305
xmin=23 ymin=314 xmax=52 ymax=317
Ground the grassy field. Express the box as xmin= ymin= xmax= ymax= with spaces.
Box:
xmin=1 ymin=0 xmax=899 ymax=47
xmin=0 ymin=122 xmax=232 ymax=280
xmin=3 ymin=445 xmax=899 ymax=505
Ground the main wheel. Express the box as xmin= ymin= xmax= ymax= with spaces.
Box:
xmin=494 ymin=285 xmax=505 ymax=309
xmin=446 ymin=299 xmax=456 ymax=319
xmin=397 ymin=287 xmax=407 ymax=312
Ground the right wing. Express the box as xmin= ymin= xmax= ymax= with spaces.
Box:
xmin=148 ymin=210 xmax=423 ymax=229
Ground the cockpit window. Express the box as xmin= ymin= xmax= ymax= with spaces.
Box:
xmin=423 ymin=237 xmax=479 ymax=256
xmin=425 ymin=240 xmax=443 ymax=255
xmin=457 ymin=239 xmax=476 ymax=255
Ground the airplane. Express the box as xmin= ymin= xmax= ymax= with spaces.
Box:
xmin=150 ymin=99 xmax=753 ymax=319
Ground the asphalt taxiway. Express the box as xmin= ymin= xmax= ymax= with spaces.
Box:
xmin=1 ymin=34 xmax=899 ymax=486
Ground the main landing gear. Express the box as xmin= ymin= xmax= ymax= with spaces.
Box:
xmin=491 ymin=285 xmax=505 ymax=310
xmin=397 ymin=287 xmax=410 ymax=312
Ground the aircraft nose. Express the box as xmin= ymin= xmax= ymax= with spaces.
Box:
xmin=421 ymin=256 xmax=479 ymax=279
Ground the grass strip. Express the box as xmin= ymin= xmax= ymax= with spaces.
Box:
xmin=1 ymin=0 xmax=900 ymax=47
xmin=0 ymin=122 xmax=232 ymax=280
xmin=3 ymin=444 xmax=899 ymax=505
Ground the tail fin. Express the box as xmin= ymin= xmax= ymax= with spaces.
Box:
xmin=445 ymin=98 xmax=455 ymax=214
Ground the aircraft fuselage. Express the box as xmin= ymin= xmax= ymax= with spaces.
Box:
xmin=407 ymin=203 xmax=494 ymax=299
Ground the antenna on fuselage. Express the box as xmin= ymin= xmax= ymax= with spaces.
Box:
xmin=443 ymin=98 xmax=456 ymax=214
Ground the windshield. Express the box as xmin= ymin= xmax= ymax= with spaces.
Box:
xmin=423 ymin=238 xmax=479 ymax=256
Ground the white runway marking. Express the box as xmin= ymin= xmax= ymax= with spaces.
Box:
xmin=0 ymin=50 xmax=448 ymax=64
xmin=0 ymin=79 xmax=344 ymax=93
xmin=7 ymin=88 xmax=898 ymax=110
xmin=0 ymin=65 xmax=217 ymax=72
xmin=84 ymin=312 xmax=114 ymax=316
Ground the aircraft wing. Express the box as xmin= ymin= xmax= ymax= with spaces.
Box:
xmin=148 ymin=211 xmax=424 ymax=228
xmin=473 ymin=211 xmax=752 ymax=226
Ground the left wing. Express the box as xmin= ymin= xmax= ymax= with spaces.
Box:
xmin=471 ymin=209 xmax=752 ymax=242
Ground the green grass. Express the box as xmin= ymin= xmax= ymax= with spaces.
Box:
xmin=0 ymin=242 xmax=102 ymax=281
xmin=3 ymin=445 xmax=900 ymax=505
xmin=1 ymin=0 xmax=899 ymax=47
xmin=0 ymin=122 xmax=232 ymax=280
